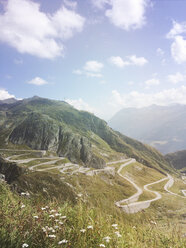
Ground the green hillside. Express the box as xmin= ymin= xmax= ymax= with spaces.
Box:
xmin=0 ymin=96 xmax=171 ymax=173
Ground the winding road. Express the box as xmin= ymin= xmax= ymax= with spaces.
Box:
xmin=1 ymin=149 xmax=186 ymax=213
xmin=114 ymin=159 xmax=186 ymax=213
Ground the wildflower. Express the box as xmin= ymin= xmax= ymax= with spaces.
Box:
xmin=61 ymin=216 xmax=66 ymax=219
xmin=103 ymin=236 xmax=111 ymax=243
xmin=47 ymin=227 xmax=54 ymax=231
xmin=50 ymin=210 xmax=56 ymax=213
xmin=115 ymin=231 xmax=122 ymax=238
xmin=58 ymin=239 xmax=68 ymax=244
xmin=41 ymin=207 xmax=46 ymax=211
xmin=87 ymin=225 xmax=93 ymax=229
xmin=77 ymin=193 xmax=83 ymax=197
xmin=54 ymin=226 xmax=59 ymax=229
xmin=99 ymin=245 xmax=105 ymax=248
xmin=21 ymin=204 xmax=25 ymax=208
xmin=55 ymin=219 xmax=59 ymax=222
xmin=59 ymin=221 xmax=64 ymax=225
xmin=33 ymin=216 xmax=39 ymax=219
xmin=22 ymin=243 xmax=29 ymax=248
xmin=42 ymin=227 xmax=46 ymax=232
xmin=45 ymin=206 xmax=49 ymax=209
xmin=55 ymin=213 xmax=61 ymax=217
xmin=80 ymin=229 xmax=86 ymax=233
xmin=48 ymin=234 xmax=56 ymax=238
xmin=26 ymin=192 xmax=30 ymax=196
xmin=21 ymin=192 xmax=26 ymax=196
xmin=132 ymin=226 xmax=136 ymax=229
xmin=49 ymin=215 xmax=55 ymax=218
xmin=112 ymin=223 xmax=118 ymax=229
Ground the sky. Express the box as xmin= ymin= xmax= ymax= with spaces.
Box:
xmin=1 ymin=0 xmax=186 ymax=120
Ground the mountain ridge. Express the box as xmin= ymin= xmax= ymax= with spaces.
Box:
xmin=0 ymin=96 xmax=171 ymax=172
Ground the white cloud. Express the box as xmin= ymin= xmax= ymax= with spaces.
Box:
xmin=167 ymin=21 xmax=186 ymax=64
xmin=84 ymin=60 xmax=104 ymax=72
xmin=0 ymin=89 xmax=15 ymax=100
xmin=109 ymin=56 xmax=129 ymax=68
xmin=110 ymin=86 xmax=186 ymax=109
xmin=145 ymin=78 xmax=160 ymax=87
xmin=167 ymin=21 xmax=186 ymax=39
xmin=167 ymin=72 xmax=185 ymax=84
xmin=74 ymin=60 xmax=104 ymax=78
xmin=94 ymin=0 xmax=150 ymax=30
xmin=156 ymin=48 xmax=164 ymax=56
xmin=0 ymin=0 xmax=85 ymax=59
xmin=66 ymin=98 xmax=96 ymax=113
xmin=171 ymin=36 xmax=186 ymax=64
xmin=63 ymin=0 xmax=77 ymax=9
xmin=91 ymin=0 xmax=110 ymax=9
xmin=109 ymin=55 xmax=148 ymax=68
xmin=128 ymin=55 xmax=148 ymax=66
xmin=27 ymin=77 xmax=49 ymax=86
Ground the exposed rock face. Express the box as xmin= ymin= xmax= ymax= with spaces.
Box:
xmin=9 ymin=112 xmax=105 ymax=169
xmin=0 ymin=157 xmax=26 ymax=183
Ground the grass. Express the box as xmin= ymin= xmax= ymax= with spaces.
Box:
xmin=0 ymin=182 xmax=185 ymax=248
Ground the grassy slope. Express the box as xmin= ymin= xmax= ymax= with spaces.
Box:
xmin=0 ymin=97 xmax=173 ymax=174
xmin=0 ymin=181 xmax=185 ymax=248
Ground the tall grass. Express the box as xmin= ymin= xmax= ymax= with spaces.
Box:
xmin=0 ymin=182 xmax=185 ymax=248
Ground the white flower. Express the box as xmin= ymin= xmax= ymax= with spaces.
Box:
xmin=33 ymin=216 xmax=38 ymax=219
xmin=58 ymin=239 xmax=68 ymax=244
xmin=21 ymin=204 xmax=25 ymax=208
xmin=55 ymin=219 xmax=59 ymax=222
xmin=26 ymin=192 xmax=30 ymax=196
xmin=59 ymin=221 xmax=64 ymax=225
xmin=55 ymin=213 xmax=61 ymax=217
xmin=41 ymin=207 xmax=46 ymax=211
xmin=61 ymin=216 xmax=66 ymax=219
xmin=87 ymin=225 xmax=93 ymax=229
xmin=115 ymin=231 xmax=122 ymax=238
xmin=48 ymin=234 xmax=56 ymax=238
xmin=22 ymin=243 xmax=29 ymax=248
xmin=42 ymin=227 xmax=46 ymax=232
xmin=103 ymin=236 xmax=111 ymax=243
xmin=45 ymin=206 xmax=49 ymax=209
xmin=49 ymin=215 xmax=55 ymax=218
xmin=21 ymin=192 xmax=26 ymax=196
xmin=99 ymin=245 xmax=105 ymax=248
xmin=80 ymin=229 xmax=86 ymax=233
xmin=50 ymin=210 xmax=56 ymax=213
xmin=112 ymin=223 xmax=118 ymax=229
xmin=54 ymin=225 xmax=59 ymax=229
xmin=77 ymin=193 xmax=83 ymax=197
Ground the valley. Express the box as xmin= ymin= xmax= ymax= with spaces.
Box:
xmin=0 ymin=97 xmax=186 ymax=247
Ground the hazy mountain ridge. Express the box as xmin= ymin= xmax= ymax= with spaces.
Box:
xmin=109 ymin=104 xmax=186 ymax=154
xmin=165 ymin=150 xmax=186 ymax=170
xmin=0 ymin=97 xmax=171 ymax=172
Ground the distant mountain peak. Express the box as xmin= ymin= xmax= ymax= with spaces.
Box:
xmin=0 ymin=98 xmax=18 ymax=104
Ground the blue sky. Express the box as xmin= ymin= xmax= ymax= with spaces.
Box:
xmin=1 ymin=0 xmax=186 ymax=120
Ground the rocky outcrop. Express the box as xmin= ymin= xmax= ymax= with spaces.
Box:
xmin=9 ymin=112 xmax=105 ymax=169
xmin=0 ymin=157 xmax=26 ymax=183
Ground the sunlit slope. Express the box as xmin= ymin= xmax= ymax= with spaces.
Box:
xmin=0 ymin=96 xmax=171 ymax=172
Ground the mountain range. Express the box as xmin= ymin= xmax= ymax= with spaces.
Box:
xmin=109 ymin=104 xmax=186 ymax=154
xmin=0 ymin=96 xmax=171 ymax=172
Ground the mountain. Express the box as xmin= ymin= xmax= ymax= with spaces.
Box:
xmin=109 ymin=104 xmax=186 ymax=154
xmin=0 ymin=96 xmax=171 ymax=172
xmin=165 ymin=150 xmax=186 ymax=170
xmin=0 ymin=98 xmax=18 ymax=105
